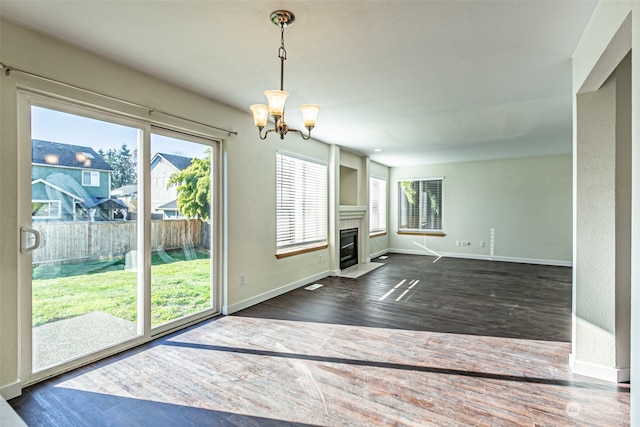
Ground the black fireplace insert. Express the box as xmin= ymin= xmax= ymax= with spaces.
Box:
xmin=340 ymin=228 xmax=358 ymax=270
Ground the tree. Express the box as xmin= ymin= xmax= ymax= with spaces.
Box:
xmin=167 ymin=150 xmax=211 ymax=220
xmin=99 ymin=144 xmax=137 ymax=190
xmin=400 ymin=180 xmax=440 ymax=229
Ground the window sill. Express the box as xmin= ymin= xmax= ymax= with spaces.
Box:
xmin=276 ymin=243 xmax=328 ymax=259
xmin=369 ymin=231 xmax=387 ymax=238
xmin=397 ymin=231 xmax=446 ymax=237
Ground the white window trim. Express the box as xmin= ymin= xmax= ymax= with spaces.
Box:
xmin=397 ymin=177 xmax=444 ymax=233
xmin=369 ymin=176 xmax=387 ymax=235
xmin=82 ymin=170 xmax=100 ymax=187
xmin=32 ymin=199 xmax=61 ymax=219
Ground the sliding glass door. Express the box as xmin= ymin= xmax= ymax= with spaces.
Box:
xmin=29 ymin=106 xmax=143 ymax=372
xmin=149 ymin=131 xmax=214 ymax=328
xmin=20 ymin=93 xmax=220 ymax=382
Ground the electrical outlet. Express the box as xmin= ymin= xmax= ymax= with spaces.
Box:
xmin=480 ymin=241 xmax=485 ymax=247
xmin=240 ymin=274 xmax=245 ymax=285
xmin=456 ymin=240 xmax=461 ymax=247
xmin=319 ymin=254 xmax=323 ymax=262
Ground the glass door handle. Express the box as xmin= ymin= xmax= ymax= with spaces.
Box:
xmin=21 ymin=227 xmax=41 ymax=253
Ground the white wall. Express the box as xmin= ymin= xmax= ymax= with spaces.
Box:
xmin=572 ymin=55 xmax=631 ymax=381
xmin=339 ymin=149 xmax=366 ymax=207
xmin=226 ymin=137 xmax=331 ymax=311
xmin=389 ymin=154 xmax=573 ymax=264
xmin=369 ymin=160 xmax=390 ymax=258
xmin=570 ymin=0 xmax=638 ymax=403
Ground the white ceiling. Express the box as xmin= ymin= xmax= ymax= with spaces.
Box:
xmin=0 ymin=1 xmax=597 ymax=167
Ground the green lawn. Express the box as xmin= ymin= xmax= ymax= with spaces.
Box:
xmin=32 ymin=255 xmax=211 ymax=327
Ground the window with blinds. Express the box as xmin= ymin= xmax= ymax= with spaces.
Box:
xmin=398 ymin=178 xmax=443 ymax=232
xmin=276 ymin=152 xmax=327 ymax=252
xmin=369 ymin=177 xmax=387 ymax=234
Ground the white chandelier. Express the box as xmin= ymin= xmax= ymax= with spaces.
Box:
xmin=250 ymin=10 xmax=320 ymax=140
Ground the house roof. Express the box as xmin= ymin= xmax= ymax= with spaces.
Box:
xmin=111 ymin=184 xmax=138 ymax=197
xmin=83 ymin=197 xmax=128 ymax=210
xmin=151 ymin=153 xmax=193 ymax=172
xmin=32 ymin=139 xmax=113 ymax=171
xmin=31 ymin=178 xmax=84 ymax=202
xmin=156 ymin=199 xmax=178 ymax=211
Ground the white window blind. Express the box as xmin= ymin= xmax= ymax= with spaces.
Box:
xmin=276 ymin=152 xmax=327 ymax=251
xmin=398 ymin=178 xmax=443 ymax=231
xmin=369 ymin=177 xmax=387 ymax=234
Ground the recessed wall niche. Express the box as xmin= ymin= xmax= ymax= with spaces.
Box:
xmin=340 ymin=165 xmax=358 ymax=206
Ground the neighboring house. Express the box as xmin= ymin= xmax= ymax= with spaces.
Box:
xmin=156 ymin=199 xmax=182 ymax=219
xmin=111 ymin=184 xmax=138 ymax=213
xmin=31 ymin=139 xmax=127 ymax=221
xmin=150 ymin=152 xmax=193 ymax=219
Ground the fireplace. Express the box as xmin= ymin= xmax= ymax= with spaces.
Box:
xmin=340 ymin=228 xmax=359 ymax=270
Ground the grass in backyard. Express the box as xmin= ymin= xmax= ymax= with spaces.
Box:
xmin=32 ymin=255 xmax=211 ymax=327
xmin=150 ymin=258 xmax=211 ymax=326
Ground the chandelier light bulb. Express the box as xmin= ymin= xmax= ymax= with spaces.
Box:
xmin=300 ymin=104 xmax=320 ymax=128
xmin=264 ymin=90 xmax=289 ymax=117
xmin=250 ymin=104 xmax=269 ymax=127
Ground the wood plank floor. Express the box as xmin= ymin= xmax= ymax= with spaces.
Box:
xmin=9 ymin=254 xmax=630 ymax=426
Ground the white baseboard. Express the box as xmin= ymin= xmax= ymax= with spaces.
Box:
xmin=389 ymin=248 xmax=572 ymax=267
xmin=222 ymin=270 xmax=331 ymax=315
xmin=569 ymin=354 xmax=630 ymax=383
xmin=369 ymin=248 xmax=390 ymax=260
xmin=0 ymin=381 xmax=22 ymax=400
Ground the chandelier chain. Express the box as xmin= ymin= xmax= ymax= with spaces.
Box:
xmin=279 ymin=24 xmax=287 ymax=60
xmin=278 ymin=24 xmax=287 ymax=92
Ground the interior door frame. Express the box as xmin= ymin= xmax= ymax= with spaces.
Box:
xmin=17 ymin=89 xmax=224 ymax=386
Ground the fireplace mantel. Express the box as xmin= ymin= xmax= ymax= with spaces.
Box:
xmin=339 ymin=205 xmax=366 ymax=220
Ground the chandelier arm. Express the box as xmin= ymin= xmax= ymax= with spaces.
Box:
xmin=289 ymin=128 xmax=312 ymax=141
xmin=258 ymin=127 xmax=278 ymax=140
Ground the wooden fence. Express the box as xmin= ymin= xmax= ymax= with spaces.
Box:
xmin=32 ymin=219 xmax=209 ymax=265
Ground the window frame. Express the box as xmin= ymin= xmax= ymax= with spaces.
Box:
xmin=81 ymin=170 xmax=100 ymax=187
xmin=369 ymin=176 xmax=387 ymax=236
xmin=275 ymin=151 xmax=328 ymax=258
xmin=397 ymin=177 xmax=445 ymax=236
xmin=32 ymin=200 xmax=61 ymax=219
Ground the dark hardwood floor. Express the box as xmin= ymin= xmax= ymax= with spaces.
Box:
xmin=10 ymin=254 xmax=630 ymax=426
xmin=242 ymin=255 xmax=573 ymax=341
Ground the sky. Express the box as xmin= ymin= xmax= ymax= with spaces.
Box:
xmin=31 ymin=106 xmax=208 ymax=159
